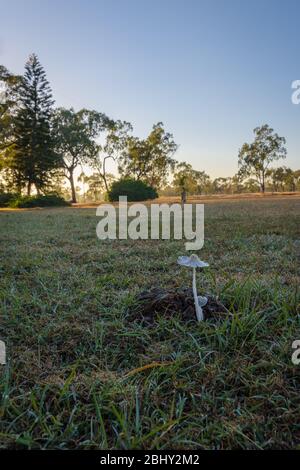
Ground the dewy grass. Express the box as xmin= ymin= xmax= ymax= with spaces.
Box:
xmin=0 ymin=196 xmax=300 ymax=449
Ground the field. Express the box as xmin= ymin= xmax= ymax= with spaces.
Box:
xmin=0 ymin=195 xmax=299 ymax=449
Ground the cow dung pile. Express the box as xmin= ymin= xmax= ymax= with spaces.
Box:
xmin=127 ymin=287 xmax=231 ymax=326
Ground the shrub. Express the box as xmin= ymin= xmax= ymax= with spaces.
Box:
xmin=108 ymin=178 xmax=158 ymax=202
xmin=0 ymin=192 xmax=18 ymax=207
xmin=9 ymin=194 xmax=70 ymax=208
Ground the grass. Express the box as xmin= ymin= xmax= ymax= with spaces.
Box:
xmin=0 ymin=196 xmax=299 ymax=449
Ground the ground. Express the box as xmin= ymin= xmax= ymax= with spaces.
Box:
xmin=0 ymin=195 xmax=299 ymax=449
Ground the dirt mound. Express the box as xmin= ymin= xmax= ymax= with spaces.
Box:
xmin=127 ymin=287 xmax=231 ymax=325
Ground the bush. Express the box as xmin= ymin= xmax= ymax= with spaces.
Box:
xmin=108 ymin=178 xmax=158 ymax=202
xmin=0 ymin=192 xmax=18 ymax=207
xmin=9 ymin=194 xmax=70 ymax=208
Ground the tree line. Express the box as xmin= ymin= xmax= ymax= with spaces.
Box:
xmin=1 ymin=54 xmax=299 ymax=204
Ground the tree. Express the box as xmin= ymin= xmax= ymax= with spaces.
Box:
xmin=0 ymin=66 xmax=23 ymax=191
xmin=52 ymin=108 xmax=109 ymax=202
xmin=293 ymin=170 xmax=300 ymax=191
xmin=268 ymin=166 xmax=286 ymax=192
xmin=0 ymin=66 xmax=21 ymax=148
xmin=78 ymin=172 xmax=107 ymax=201
xmin=12 ymin=54 xmax=59 ymax=195
xmin=90 ymin=120 xmax=132 ymax=193
xmin=244 ymin=178 xmax=260 ymax=193
xmin=267 ymin=166 xmax=300 ymax=192
xmin=193 ymin=170 xmax=211 ymax=194
xmin=283 ymin=168 xmax=297 ymax=192
xmin=173 ymin=162 xmax=211 ymax=202
xmin=238 ymin=124 xmax=287 ymax=193
xmin=173 ymin=162 xmax=195 ymax=203
xmin=212 ymin=177 xmax=231 ymax=194
xmin=119 ymin=122 xmax=177 ymax=189
xmin=230 ymin=174 xmax=244 ymax=194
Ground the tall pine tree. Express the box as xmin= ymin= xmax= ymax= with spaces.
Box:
xmin=14 ymin=54 xmax=59 ymax=194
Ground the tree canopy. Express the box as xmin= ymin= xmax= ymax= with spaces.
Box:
xmin=90 ymin=119 xmax=132 ymax=193
xmin=238 ymin=124 xmax=287 ymax=193
xmin=1 ymin=55 xmax=59 ymax=194
xmin=52 ymin=107 xmax=110 ymax=202
xmin=118 ymin=122 xmax=177 ymax=190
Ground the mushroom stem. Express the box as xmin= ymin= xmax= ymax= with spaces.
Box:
xmin=192 ymin=267 xmax=203 ymax=322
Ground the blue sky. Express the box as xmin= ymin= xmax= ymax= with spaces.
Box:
xmin=1 ymin=0 xmax=299 ymax=177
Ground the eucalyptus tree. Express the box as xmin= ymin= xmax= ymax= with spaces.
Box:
xmin=269 ymin=166 xmax=299 ymax=192
xmin=78 ymin=172 xmax=110 ymax=201
xmin=90 ymin=120 xmax=132 ymax=193
xmin=173 ymin=162 xmax=195 ymax=203
xmin=212 ymin=177 xmax=231 ymax=194
xmin=193 ymin=170 xmax=211 ymax=194
xmin=173 ymin=162 xmax=210 ymax=202
xmin=118 ymin=122 xmax=177 ymax=190
xmin=238 ymin=125 xmax=287 ymax=193
xmin=52 ymin=107 xmax=110 ymax=202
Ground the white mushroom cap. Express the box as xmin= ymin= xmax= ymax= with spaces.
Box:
xmin=198 ymin=296 xmax=208 ymax=307
xmin=177 ymin=254 xmax=209 ymax=268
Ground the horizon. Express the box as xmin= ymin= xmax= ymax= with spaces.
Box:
xmin=1 ymin=0 xmax=299 ymax=179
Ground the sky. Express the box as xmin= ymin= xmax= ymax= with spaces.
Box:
xmin=0 ymin=0 xmax=299 ymax=178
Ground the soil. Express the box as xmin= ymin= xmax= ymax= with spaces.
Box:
xmin=127 ymin=287 xmax=231 ymax=326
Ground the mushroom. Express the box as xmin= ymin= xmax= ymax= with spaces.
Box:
xmin=0 ymin=340 xmax=5 ymax=365
xmin=177 ymin=254 xmax=209 ymax=322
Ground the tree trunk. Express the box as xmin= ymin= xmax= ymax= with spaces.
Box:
xmin=69 ymin=170 xmax=77 ymax=203
xmin=27 ymin=182 xmax=32 ymax=196
xmin=102 ymin=173 xmax=109 ymax=193
xmin=261 ymin=174 xmax=265 ymax=193
xmin=181 ymin=190 xmax=187 ymax=205
xmin=102 ymin=156 xmax=111 ymax=193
